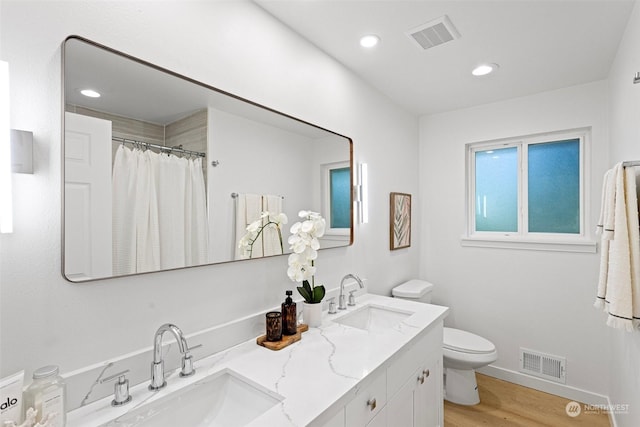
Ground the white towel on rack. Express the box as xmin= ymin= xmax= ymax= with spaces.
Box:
xmin=263 ymin=195 xmax=284 ymax=257
xmin=596 ymin=167 xmax=616 ymax=297
xmin=625 ymin=166 xmax=640 ymax=325
xmin=234 ymin=193 xmax=263 ymax=259
xmin=595 ymin=162 xmax=640 ymax=331
xmin=596 ymin=168 xmax=616 ymax=239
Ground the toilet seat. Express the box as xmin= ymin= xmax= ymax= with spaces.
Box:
xmin=443 ymin=327 xmax=495 ymax=354
xmin=442 ymin=328 xmax=498 ymax=371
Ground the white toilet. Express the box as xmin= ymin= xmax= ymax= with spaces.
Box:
xmin=392 ymin=279 xmax=498 ymax=406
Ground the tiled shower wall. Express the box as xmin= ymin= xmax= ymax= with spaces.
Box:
xmin=165 ymin=109 xmax=208 ymax=184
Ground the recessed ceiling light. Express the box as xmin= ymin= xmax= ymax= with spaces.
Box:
xmin=360 ymin=35 xmax=380 ymax=48
xmin=80 ymin=89 xmax=101 ymax=98
xmin=472 ymin=63 xmax=499 ymax=76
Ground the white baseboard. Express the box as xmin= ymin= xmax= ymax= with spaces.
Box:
xmin=477 ymin=365 xmax=610 ymax=406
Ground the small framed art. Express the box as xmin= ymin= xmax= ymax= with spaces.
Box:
xmin=390 ymin=192 xmax=411 ymax=250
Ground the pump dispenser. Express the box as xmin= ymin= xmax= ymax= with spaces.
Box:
xmin=281 ymin=290 xmax=297 ymax=335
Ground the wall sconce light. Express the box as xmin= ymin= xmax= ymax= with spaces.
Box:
xmin=11 ymin=129 xmax=33 ymax=174
xmin=355 ymin=162 xmax=369 ymax=224
xmin=0 ymin=60 xmax=12 ymax=233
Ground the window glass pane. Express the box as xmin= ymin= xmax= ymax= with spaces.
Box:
xmin=528 ymin=139 xmax=580 ymax=233
xmin=475 ymin=147 xmax=518 ymax=232
xmin=330 ymin=167 xmax=350 ymax=228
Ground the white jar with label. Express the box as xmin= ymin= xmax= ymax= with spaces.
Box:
xmin=23 ymin=365 xmax=66 ymax=427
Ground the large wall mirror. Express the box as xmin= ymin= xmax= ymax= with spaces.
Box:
xmin=63 ymin=36 xmax=353 ymax=282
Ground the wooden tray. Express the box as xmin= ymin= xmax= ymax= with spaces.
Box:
xmin=257 ymin=324 xmax=309 ymax=351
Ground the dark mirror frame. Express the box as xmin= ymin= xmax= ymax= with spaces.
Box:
xmin=62 ymin=35 xmax=353 ymax=283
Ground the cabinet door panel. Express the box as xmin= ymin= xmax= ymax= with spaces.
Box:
xmin=386 ymin=369 xmax=418 ymax=427
xmin=414 ymin=358 xmax=442 ymax=427
xmin=387 ymin=326 xmax=442 ymax=398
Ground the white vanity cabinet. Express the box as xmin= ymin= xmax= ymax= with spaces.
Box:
xmin=387 ymin=357 xmax=442 ymax=427
xmin=317 ymin=323 xmax=444 ymax=427
xmin=386 ymin=324 xmax=443 ymax=427
xmin=414 ymin=358 xmax=442 ymax=426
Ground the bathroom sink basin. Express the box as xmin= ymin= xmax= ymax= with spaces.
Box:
xmin=333 ymin=304 xmax=413 ymax=331
xmin=101 ymin=369 xmax=282 ymax=427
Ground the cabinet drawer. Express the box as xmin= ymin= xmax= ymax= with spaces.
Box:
xmin=346 ymin=370 xmax=386 ymax=426
xmin=387 ymin=323 xmax=442 ymax=398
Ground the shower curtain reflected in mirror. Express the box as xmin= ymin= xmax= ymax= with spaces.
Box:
xmin=112 ymin=145 xmax=208 ymax=275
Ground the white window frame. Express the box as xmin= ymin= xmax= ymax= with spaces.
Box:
xmin=321 ymin=161 xmax=350 ymax=240
xmin=462 ymin=128 xmax=596 ymax=253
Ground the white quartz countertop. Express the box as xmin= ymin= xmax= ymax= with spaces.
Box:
xmin=67 ymin=294 xmax=449 ymax=427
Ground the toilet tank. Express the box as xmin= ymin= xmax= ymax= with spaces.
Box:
xmin=392 ymin=279 xmax=434 ymax=303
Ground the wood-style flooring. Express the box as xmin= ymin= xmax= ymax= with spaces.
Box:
xmin=444 ymin=374 xmax=611 ymax=427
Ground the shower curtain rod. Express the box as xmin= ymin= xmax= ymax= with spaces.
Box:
xmin=112 ymin=136 xmax=206 ymax=158
xmin=622 ymin=160 xmax=640 ymax=167
xmin=231 ymin=192 xmax=284 ymax=199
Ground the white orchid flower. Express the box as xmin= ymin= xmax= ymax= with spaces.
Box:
xmin=301 ymin=220 xmax=314 ymax=233
xmin=290 ymin=222 xmax=302 ymax=234
xmin=300 ymin=245 xmax=316 ymax=260
xmin=292 ymin=240 xmax=307 ymax=254
xmin=287 ymin=208 xmax=326 ymax=305
xmin=287 ymin=266 xmax=304 ymax=282
xmin=238 ymin=211 xmax=286 ymax=259
xmin=314 ymin=218 xmax=326 ymax=237
xmin=246 ymin=220 xmax=260 ymax=233
xmin=310 ymin=238 xmax=320 ymax=251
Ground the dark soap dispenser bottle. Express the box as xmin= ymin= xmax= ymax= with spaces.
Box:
xmin=282 ymin=290 xmax=297 ymax=335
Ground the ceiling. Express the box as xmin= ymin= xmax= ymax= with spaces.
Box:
xmin=64 ymin=37 xmax=335 ymax=138
xmin=254 ymin=0 xmax=635 ymax=116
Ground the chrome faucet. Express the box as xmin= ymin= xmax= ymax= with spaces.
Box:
xmin=338 ymin=273 xmax=364 ymax=310
xmin=149 ymin=323 xmax=194 ymax=391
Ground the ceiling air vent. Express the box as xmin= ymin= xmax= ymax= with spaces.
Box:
xmin=406 ymin=15 xmax=460 ymax=51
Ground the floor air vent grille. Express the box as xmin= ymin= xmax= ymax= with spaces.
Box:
xmin=519 ymin=348 xmax=566 ymax=384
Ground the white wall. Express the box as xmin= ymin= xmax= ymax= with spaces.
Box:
xmin=207 ymin=107 xmax=315 ymax=263
xmin=0 ymin=1 xmax=419 ymax=379
xmin=419 ymin=80 xmax=612 ymax=399
xmin=606 ymin=1 xmax=640 ymax=425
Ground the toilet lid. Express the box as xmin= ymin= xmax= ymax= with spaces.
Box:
xmin=443 ymin=328 xmax=496 ymax=354
xmin=392 ymin=280 xmax=434 ymax=298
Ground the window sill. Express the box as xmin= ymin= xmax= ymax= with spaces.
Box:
xmin=460 ymin=236 xmax=597 ymax=253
